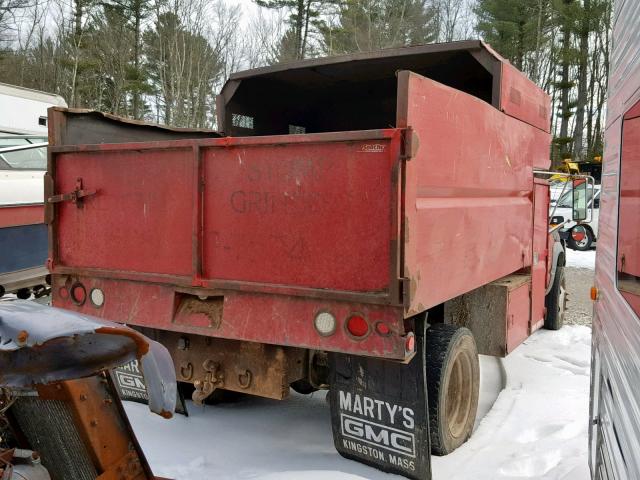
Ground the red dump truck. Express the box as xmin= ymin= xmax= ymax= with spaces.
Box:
xmin=45 ymin=41 xmax=570 ymax=479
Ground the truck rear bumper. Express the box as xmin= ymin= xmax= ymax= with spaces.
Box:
xmin=51 ymin=275 xmax=412 ymax=361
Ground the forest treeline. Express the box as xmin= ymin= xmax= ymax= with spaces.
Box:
xmin=0 ymin=0 xmax=611 ymax=164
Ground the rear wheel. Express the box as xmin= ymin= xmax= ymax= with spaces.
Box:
xmin=425 ymin=324 xmax=479 ymax=456
xmin=544 ymin=264 xmax=566 ymax=330
xmin=290 ymin=379 xmax=318 ymax=394
xmin=16 ymin=288 xmax=30 ymax=300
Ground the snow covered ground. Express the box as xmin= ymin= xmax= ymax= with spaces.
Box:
xmin=565 ymin=249 xmax=596 ymax=270
xmin=564 ymin=248 xmax=596 ymax=326
xmin=125 ymin=326 xmax=592 ymax=480
xmin=432 ymin=326 xmax=591 ymax=480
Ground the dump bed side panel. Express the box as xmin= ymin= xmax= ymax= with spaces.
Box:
xmin=499 ymin=62 xmax=552 ymax=139
xmin=398 ymin=71 xmax=548 ymax=314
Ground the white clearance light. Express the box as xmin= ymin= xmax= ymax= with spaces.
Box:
xmin=314 ymin=312 xmax=336 ymax=336
xmin=90 ymin=288 xmax=105 ymax=308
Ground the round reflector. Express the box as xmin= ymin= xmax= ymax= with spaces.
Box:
xmin=70 ymin=282 xmax=86 ymax=306
xmin=346 ymin=314 xmax=369 ymax=338
xmin=90 ymin=288 xmax=105 ymax=308
xmin=405 ymin=333 xmax=416 ymax=353
xmin=375 ymin=322 xmax=391 ymax=336
xmin=314 ymin=312 xmax=336 ymax=336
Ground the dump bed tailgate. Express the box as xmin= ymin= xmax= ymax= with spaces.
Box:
xmin=48 ymin=130 xmax=404 ymax=302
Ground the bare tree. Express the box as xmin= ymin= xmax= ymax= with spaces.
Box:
xmin=572 ymin=0 xmax=590 ymax=158
xmin=145 ymin=0 xmax=240 ymax=127
xmin=0 ymin=0 xmax=34 ymax=46
xmin=437 ymin=0 xmax=462 ymax=42
xmin=242 ymin=10 xmax=287 ymax=67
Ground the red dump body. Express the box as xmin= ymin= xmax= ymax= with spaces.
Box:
xmin=47 ymin=41 xmax=551 ymax=361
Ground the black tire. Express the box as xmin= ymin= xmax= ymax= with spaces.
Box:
xmin=544 ymin=264 xmax=566 ymax=330
xmin=290 ymin=379 xmax=318 ymax=395
xmin=567 ymin=225 xmax=593 ymax=251
xmin=16 ymin=288 xmax=30 ymax=300
xmin=425 ymin=324 xmax=480 ymax=456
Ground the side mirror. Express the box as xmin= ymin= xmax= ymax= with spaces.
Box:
xmin=550 ymin=215 xmax=565 ymax=225
xmin=573 ymin=180 xmax=588 ymax=222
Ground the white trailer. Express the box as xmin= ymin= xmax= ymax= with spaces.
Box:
xmin=0 ymin=82 xmax=67 ymax=135
xmin=589 ymin=1 xmax=640 ymax=479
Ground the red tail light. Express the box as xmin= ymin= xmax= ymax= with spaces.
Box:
xmin=571 ymin=228 xmax=586 ymax=241
xmin=70 ymin=282 xmax=86 ymax=306
xmin=375 ymin=322 xmax=391 ymax=336
xmin=58 ymin=286 xmax=69 ymax=300
xmin=346 ymin=314 xmax=369 ymax=338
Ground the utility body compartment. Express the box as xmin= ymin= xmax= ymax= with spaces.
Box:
xmin=48 ymin=42 xmax=552 ymax=363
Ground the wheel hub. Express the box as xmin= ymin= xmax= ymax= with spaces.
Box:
xmin=445 ymin=346 xmax=474 ymax=439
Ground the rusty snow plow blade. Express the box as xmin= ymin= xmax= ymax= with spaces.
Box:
xmin=0 ymin=300 xmax=176 ymax=480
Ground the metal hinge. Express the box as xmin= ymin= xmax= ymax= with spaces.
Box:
xmin=400 ymin=277 xmax=411 ymax=308
xmin=48 ymin=177 xmax=97 ymax=209
xmin=401 ymin=127 xmax=420 ymax=161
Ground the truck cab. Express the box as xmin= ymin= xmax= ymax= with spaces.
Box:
xmin=555 ymin=184 xmax=600 ymax=251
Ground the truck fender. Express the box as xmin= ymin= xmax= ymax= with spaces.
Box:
xmin=546 ymin=237 xmax=566 ymax=296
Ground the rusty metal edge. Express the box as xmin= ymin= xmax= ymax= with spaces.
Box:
xmin=51 ymin=267 xmax=399 ymax=306
xmin=396 ymin=72 xmax=410 ymax=308
xmin=226 ymin=40 xmax=490 ymax=83
xmin=191 ymin=145 xmax=203 ymax=279
xmin=48 ymin=128 xmax=400 ymax=152
xmin=49 ymin=107 xmax=217 ymax=135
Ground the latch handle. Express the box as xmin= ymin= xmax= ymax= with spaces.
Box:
xmin=48 ymin=177 xmax=97 ymax=208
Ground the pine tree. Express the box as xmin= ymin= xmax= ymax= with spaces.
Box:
xmin=552 ymin=0 xmax=579 ymax=165
xmin=255 ymin=0 xmax=335 ymax=60
xmin=144 ymin=12 xmax=222 ymax=127
xmin=475 ymin=0 xmax=549 ymax=71
xmin=100 ymin=0 xmax=153 ymax=118
xmin=320 ymin=0 xmax=439 ymax=54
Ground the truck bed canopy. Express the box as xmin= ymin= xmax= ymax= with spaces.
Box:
xmin=217 ymin=40 xmax=541 ymax=136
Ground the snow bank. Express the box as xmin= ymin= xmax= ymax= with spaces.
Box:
xmin=565 ymin=249 xmax=596 ymax=270
xmin=125 ymin=326 xmax=591 ymax=480
xmin=432 ymin=325 xmax=591 ymax=480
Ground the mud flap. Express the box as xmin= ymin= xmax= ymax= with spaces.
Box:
xmin=328 ymin=323 xmax=431 ymax=480
xmin=112 ymin=360 xmax=189 ymax=415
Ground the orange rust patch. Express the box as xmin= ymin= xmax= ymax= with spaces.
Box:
xmin=16 ymin=330 xmax=29 ymax=344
